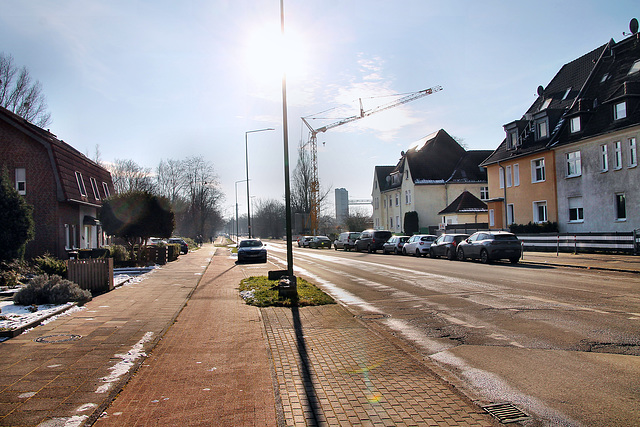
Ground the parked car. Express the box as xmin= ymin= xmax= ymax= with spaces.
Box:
xmin=382 ymin=235 xmax=409 ymax=255
xmin=334 ymin=232 xmax=361 ymax=251
xmin=402 ymin=234 xmax=437 ymax=257
xmin=309 ymin=236 xmax=332 ymax=249
xmin=354 ymin=229 xmax=392 ymax=253
xmin=168 ymin=237 xmax=189 ymax=254
xmin=297 ymin=236 xmax=313 ymax=247
xmin=429 ymin=234 xmax=469 ymax=260
xmin=237 ymin=239 xmax=267 ymax=263
xmin=456 ymin=231 xmax=522 ymax=264
xmin=147 ymin=237 xmax=167 ymax=246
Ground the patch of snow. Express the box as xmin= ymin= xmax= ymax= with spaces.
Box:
xmin=0 ymin=301 xmax=74 ymax=331
xmin=95 ymin=331 xmax=154 ymax=394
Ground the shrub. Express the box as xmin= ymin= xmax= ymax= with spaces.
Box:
xmin=13 ymin=274 xmax=92 ymax=306
xmin=509 ymin=221 xmax=559 ymax=234
xmin=33 ymin=253 xmax=67 ymax=277
xmin=107 ymin=245 xmax=129 ymax=263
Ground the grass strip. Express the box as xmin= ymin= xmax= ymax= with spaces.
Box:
xmin=239 ymin=276 xmax=335 ymax=307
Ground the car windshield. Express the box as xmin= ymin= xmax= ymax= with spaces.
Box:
xmin=239 ymin=240 xmax=262 ymax=248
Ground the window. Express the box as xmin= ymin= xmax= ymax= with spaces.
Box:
xmin=566 ymin=151 xmax=581 ymax=177
xmin=389 ymin=196 xmax=392 ymax=207
xmin=405 ymin=170 xmax=409 ymax=180
xmin=480 ymin=186 xmax=489 ymax=200
xmin=568 ymin=197 xmax=584 ymax=222
xmin=90 ymin=177 xmax=101 ymax=200
xmin=629 ymin=137 xmax=637 ymax=167
xmin=489 ymin=209 xmax=495 ymax=227
xmin=601 ymin=144 xmax=609 ymax=172
xmin=383 ymin=198 xmax=387 ymax=208
xmin=396 ymin=216 xmax=400 ymax=230
xmin=614 ymin=102 xmax=627 ymax=120
xmin=102 ymin=182 xmax=111 ymax=198
xmin=513 ymin=164 xmax=520 ymax=186
xmin=628 ymin=59 xmax=640 ymax=75
xmin=65 ymin=224 xmax=77 ymax=249
xmin=615 ymin=193 xmax=626 ymax=220
xmin=507 ymin=204 xmax=515 ymax=225
xmin=395 ymin=193 xmax=399 ymax=206
xmin=75 ymin=172 xmax=87 ymax=197
xmin=405 ymin=190 xmax=411 ymax=204
xmin=15 ymin=168 xmax=26 ymax=195
xmin=614 ymin=141 xmax=622 ymax=169
xmin=570 ymin=116 xmax=581 ymax=133
xmin=561 ymin=88 xmax=572 ymax=101
xmin=533 ymin=201 xmax=548 ymax=223
xmin=507 ymin=131 xmax=518 ymax=150
xmin=499 ymin=167 xmax=505 ymax=189
xmin=390 ymin=217 xmax=393 ymax=228
xmin=505 ymin=165 xmax=512 ymax=187
xmin=537 ymin=120 xmax=548 ymax=139
xmin=532 ymin=158 xmax=545 ymax=183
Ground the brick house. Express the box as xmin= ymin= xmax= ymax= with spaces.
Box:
xmin=372 ymin=129 xmax=492 ymax=233
xmin=0 ymin=106 xmax=114 ymax=259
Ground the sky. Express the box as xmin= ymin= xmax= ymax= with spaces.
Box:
xmin=1 ymin=1 xmax=637 ymax=219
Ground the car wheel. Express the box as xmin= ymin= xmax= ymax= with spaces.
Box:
xmin=394 ymin=248 xmax=400 ymax=255
xmin=402 ymin=248 xmax=407 ymax=255
xmin=446 ymin=249 xmax=455 ymax=261
xmin=367 ymin=245 xmax=373 ymax=253
xmin=415 ymin=249 xmax=420 ymax=257
xmin=510 ymin=257 xmax=520 ymax=264
xmin=480 ymin=249 xmax=489 ymax=264
xmin=457 ymin=248 xmax=465 ymax=261
xmin=429 ymin=249 xmax=436 ymax=259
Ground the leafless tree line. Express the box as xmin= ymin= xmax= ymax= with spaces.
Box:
xmin=0 ymin=53 xmax=51 ymax=127
xmin=106 ymin=156 xmax=224 ymax=240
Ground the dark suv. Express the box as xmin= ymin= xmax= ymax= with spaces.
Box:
xmin=354 ymin=229 xmax=392 ymax=253
xmin=456 ymin=231 xmax=522 ymax=264
xmin=429 ymin=234 xmax=469 ymax=260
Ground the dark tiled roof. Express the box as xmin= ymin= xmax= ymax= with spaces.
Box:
xmin=0 ymin=105 xmax=114 ymax=204
xmin=553 ymin=36 xmax=640 ymax=147
xmin=438 ymin=190 xmax=487 ymax=215
xmin=378 ymin=129 xmax=488 ymax=189
xmin=481 ymin=44 xmax=608 ymax=166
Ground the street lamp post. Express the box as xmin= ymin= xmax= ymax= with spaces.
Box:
xmin=235 ymin=179 xmax=249 ymax=243
xmin=245 ymin=128 xmax=274 ymax=238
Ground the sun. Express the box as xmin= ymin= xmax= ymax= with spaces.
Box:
xmin=243 ymin=23 xmax=308 ymax=85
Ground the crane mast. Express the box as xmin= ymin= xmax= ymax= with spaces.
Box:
xmin=301 ymin=85 xmax=442 ymax=235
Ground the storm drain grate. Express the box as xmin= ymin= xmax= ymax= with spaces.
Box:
xmin=482 ymin=403 xmax=529 ymax=423
xmin=34 ymin=334 xmax=82 ymax=343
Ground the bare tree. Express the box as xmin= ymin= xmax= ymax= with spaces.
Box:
xmin=291 ymin=142 xmax=331 ymax=215
xmin=253 ymin=198 xmax=285 ymax=238
xmin=0 ymin=53 xmax=51 ymax=127
xmin=182 ymin=156 xmax=224 ymax=239
xmin=156 ymin=159 xmax=186 ymax=204
xmin=107 ymin=159 xmax=155 ymax=194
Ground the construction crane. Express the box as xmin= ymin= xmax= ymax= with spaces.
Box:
xmin=301 ymin=85 xmax=443 ymax=235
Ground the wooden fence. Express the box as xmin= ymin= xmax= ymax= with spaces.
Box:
xmin=67 ymin=258 xmax=114 ymax=294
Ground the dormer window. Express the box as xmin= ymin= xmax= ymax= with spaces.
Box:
xmin=628 ymin=59 xmax=640 ymax=75
xmin=75 ymin=171 xmax=87 ymax=197
xmin=536 ymin=119 xmax=548 ymax=139
xmin=570 ymin=116 xmax=581 ymax=133
xmin=541 ymin=98 xmax=552 ymax=110
xmin=506 ymin=130 xmax=519 ymax=150
xmin=614 ymin=101 xmax=627 ymax=120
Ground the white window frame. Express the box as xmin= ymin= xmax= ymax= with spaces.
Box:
xmin=102 ymin=182 xmax=111 ymax=198
xmin=615 ymin=193 xmax=626 ymax=221
xmin=507 ymin=204 xmax=515 ymax=225
xmin=614 ymin=102 xmax=627 ymax=120
xmin=90 ymin=177 xmax=101 ymax=200
xmin=15 ymin=168 xmax=26 ymax=195
xmin=531 ymin=158 xmax=545 ymax=183
xmin=75 ymin=171 xmax=87 ymax=197
xmin=537 ymin=120 xmax=548 ymax=139
xmin=568 ymin=197 xmax=584 ymax=223
xmin=513 ymin=164 xmax=520 ymax=186
xmin=570 ymin=116 xmax=581 ymax=133
xmin=396 ymin=216 xmax=400 ymax=230
xmin=601 ymin=144 xmax=609 ymax=172
xmin=533 ymin=200 xmax=548 ymax=223
xmin=507 ymin=131 xmax=518 ymax=150
xmin=499 ymin=168 xmax=505 ymax=189
xmin=480 ymin=186 xmax=489 ymax=200
xmin=566 ymin=151 xmax=581 ymax=178
xmin=395 ymin=193 xmax=399 ymax=207
xmin=489 ymin=209 xmax=495 ymax=227
xmin=614 ymin=141 xmax=622 ymax=170
xmin=629 ymin=137 xmax=637 ymax=167
xmin=506 ymin=165 xmax=512 ymax=187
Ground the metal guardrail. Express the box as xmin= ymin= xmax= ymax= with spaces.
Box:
xmin=518 ymin=232 xmax=635 ymax=254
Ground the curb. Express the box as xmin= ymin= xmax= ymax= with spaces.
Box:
xmin=0 ymin=302 xmax=77 ymax=339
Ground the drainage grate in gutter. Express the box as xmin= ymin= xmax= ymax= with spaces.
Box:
xmin=482 ymin=403 xmax=529 ymax=423
xmin=34 ymin=334 xmax=82 ymax=343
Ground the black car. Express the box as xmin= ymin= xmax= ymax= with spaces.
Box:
xmin=354 ymin=229 xmax=392 ymax=253
xmin=237 ymin=239 xmax=267 ymax=263
xmin=382 ymin=236 xmax=409 ymax=254
xmin=456 ymin=231 xmax=522 ymax=264
xmin=309 ymin=236 xmax=332 ymax=249
xmin=429 ymin=234 xmax=469 ymax=260
xmin=168 ymin=237 xmax=189 ymax=254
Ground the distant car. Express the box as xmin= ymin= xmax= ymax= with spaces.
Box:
xmin=456 ymin=231 xmax=522 ymax=264
xmin=297 ymin=236 xmax=313 ymax=247
xmin=147 ymin=237 xmax=167 ymax=246
xmin=354 ymin=229 xmax=392 ymax=253
xmin=429 ymin=234 xmax=469 ymax=260
xmin=168 ymin=237 xmax=189 ymax=254
xmin=334 ymin=232 xmax=361 ymax=251
xmin=309 ymin=236 xmax=332 ymax=249
xmin=382 ymin=235 xmax=409 ymax=255
xmin=403 ymin=234 xmax=437 ymax=257
xmin=237 ymin=239 xmax=267 ymax=263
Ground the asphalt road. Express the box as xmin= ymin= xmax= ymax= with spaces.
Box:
xmin=265 ymin=241 xmax=640 ymax=426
